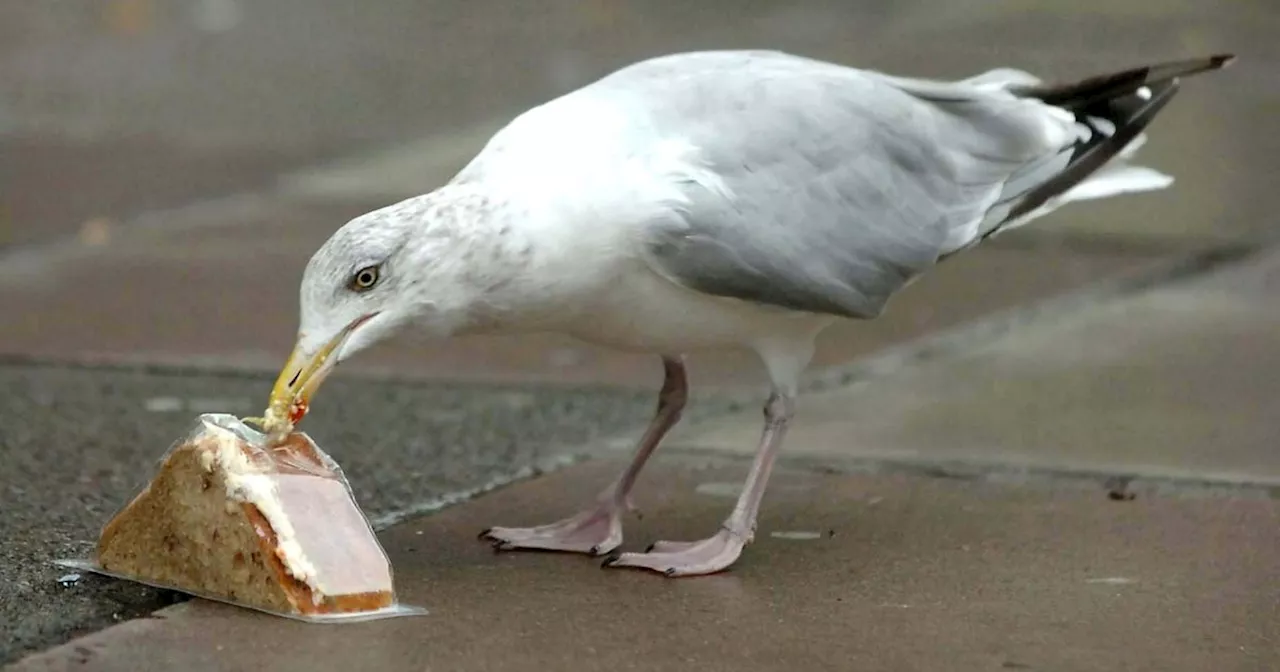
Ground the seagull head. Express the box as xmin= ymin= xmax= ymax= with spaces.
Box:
xmin=259 ymin=190 xmax=505 ymax=434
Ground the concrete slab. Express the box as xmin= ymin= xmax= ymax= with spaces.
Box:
xmin=13 ymin=455 xmax=1278 ymax=672
xmin=5 ymin=0 xmax=1275 ymax=262
xmin=254 ymin=2 xmax=1279 ymax=250
xmin=671 ymin=248 xmax=1280 ymax=483
xmin=0 ymin=135 xmax=352 ymax=250
xmin=3 ymin=1 xmax=1274 ymax=391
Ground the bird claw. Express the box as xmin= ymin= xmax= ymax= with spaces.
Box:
xmin=478 ymin=504 xmax=625 ymax=556
xmin=598 ymin=528 xmax=747 ymax=577
xmin=478 ymin=529 xmax=515 ymax=553
xmin=598 ymin=552 xmax=679 ymax=576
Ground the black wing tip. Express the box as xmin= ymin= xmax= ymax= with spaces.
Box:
xmin=1019 ymin=52 xmax=1234 ymax=109
xmin=1188 ymin=53 xmax=1237 ymax=73
xmin=1210 ymin=53 xmax=1238 ymax=69
xmin=1148 ymin=53 xmax=1237 ymax=83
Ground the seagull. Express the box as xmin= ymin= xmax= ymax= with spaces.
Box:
xmin=257 ymin=50 xmax=1233 ymax=577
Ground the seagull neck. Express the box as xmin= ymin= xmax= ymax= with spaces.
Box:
xmin=419 ymin=183 xmax=548 ymax=334
xmin=443 ymin=181 xmax=600 ymax=335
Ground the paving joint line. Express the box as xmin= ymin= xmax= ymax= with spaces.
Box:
xmin=0 ymin=239 xmax=1262 ymax=386
xmin=644 ymin=239 xmax=1263 ymax=440
xmin=982 ymin=229 xmax=1264 ymax=257
xmin=664 ymin=445 xmax=1280 ymax=500
xmin=800 ymin=241 xmax=1260 ymax=395
xmin=0 ymin=115 xmax=514 ymax=279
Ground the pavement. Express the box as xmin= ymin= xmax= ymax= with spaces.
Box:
xmin=0 ymin=360 xmax=693 ymax=663
xmin=9 ymin=247 xmax=1280 ymax=671
xmin=2 ymin=0 xmax=1280 ymax=669
xmin=1 ymin=0 xmax=1274 ymax=390
xmin=670 ymin=250 xmax=1280 ymax=486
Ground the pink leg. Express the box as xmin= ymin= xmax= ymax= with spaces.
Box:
xmin=602 ymin=390 xmax=794 ymax=577
xmin=479 ymin=357 xmax=688 ymax=557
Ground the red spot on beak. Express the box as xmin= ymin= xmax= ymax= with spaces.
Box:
xmin=288 ymin=399 xmax=309 ymax=426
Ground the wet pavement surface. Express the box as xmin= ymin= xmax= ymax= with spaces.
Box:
xmin=14 ymin=455 xmax=1280 ymax=672
xmin=0 ymin=135 xmax=345 ymax=250
xmin=3 ymin=0 xmax=1280 ymax=668
xmin=674 ymin=247 xmax=1280 ymax=485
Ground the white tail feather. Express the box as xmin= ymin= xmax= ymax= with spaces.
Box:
xmin=991 ymin=133 xmax=1173 ymax=235
xmin=1058 ymin=132 xmax=1173 ymax=203
xmin=1060 ymin=163 xmax=1173 ymax=202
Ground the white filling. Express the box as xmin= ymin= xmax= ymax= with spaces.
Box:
xmin=200 ymin=424 xmax=325 ymax=601
xmin=261 ymin=405 xmax=292 ymax=436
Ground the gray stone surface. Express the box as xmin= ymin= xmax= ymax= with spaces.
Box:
xmin=671 ymin=248 xmax=1280 ymax=484
xmin=13 ymin=455 xmax=1278 ymax=672
xmin=3 ymin=0 xmax=1273 ymax=392
xmin=0 ymin=363 xmax=690 ymax=665
xmin=3 ymin=0 xmax=1278 ymax=667
xmin=3 ymin=0 xmax=1275 ymax=253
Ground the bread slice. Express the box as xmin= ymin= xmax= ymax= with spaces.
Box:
xmin=97 ymin=414 xmax=394 ymax=616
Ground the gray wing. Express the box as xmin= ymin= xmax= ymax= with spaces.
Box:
xmin=608 ymin=51 xmax=1074 ymax=319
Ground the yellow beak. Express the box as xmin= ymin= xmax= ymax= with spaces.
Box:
xmin=255 ymin=314 xmax=377 ymax=435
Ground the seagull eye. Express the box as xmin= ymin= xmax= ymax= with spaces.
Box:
xmin=349 ymin=265 xmax=380 ymax=292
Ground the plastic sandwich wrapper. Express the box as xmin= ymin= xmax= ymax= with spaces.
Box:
xmin=56 ymin=413 xmax=428 ymax=623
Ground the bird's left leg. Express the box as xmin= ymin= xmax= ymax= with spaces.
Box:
xmin=479 ymin=356 xmax=688 ymax=556
xmin=601 ymin=337 xmax=811 ymax=577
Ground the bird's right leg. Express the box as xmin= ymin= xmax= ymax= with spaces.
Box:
xmin=479 ymin=356 xmax=688 ymax=557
